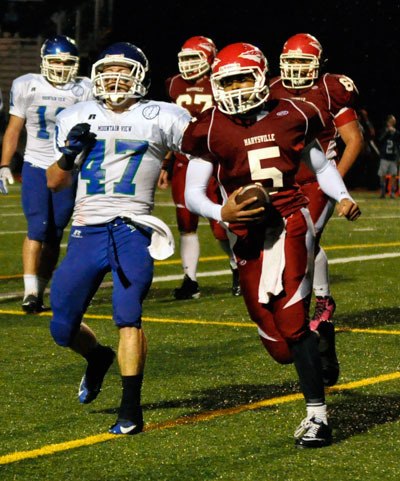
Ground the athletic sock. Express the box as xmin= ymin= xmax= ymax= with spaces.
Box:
xmin=291 ymin=331 xmax=325 ymax=402
xmin=118 ymin=374 xmax=144 ymax=421
xmin=23 ymin=274 xmax=38 ymax=297
xmin=313 ymin=248 xmax=330 ymax=297
xmin=306 ymin=402 xmax=328 ymax=424
xmin=181 ymin=233 xmax=200 ymax=281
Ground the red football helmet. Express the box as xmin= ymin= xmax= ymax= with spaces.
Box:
xmin=211 ymin=42 xmax=269 ymax=115
xmin=178 ymin=36 xmax=217 ymax=80
xmin=280 ymin=33 xmax=323 ymax=89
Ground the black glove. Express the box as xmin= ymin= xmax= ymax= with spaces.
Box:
xmin=59 ymin=123 xmax=96 ymax=158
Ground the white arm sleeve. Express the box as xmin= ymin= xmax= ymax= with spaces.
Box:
xmin=306 ymin=147 xmax=354 ymax=202
xmin=185 ymin=157 xmax=223 ymax=221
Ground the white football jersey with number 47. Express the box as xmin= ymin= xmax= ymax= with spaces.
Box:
xmin=54 ymin=99 xmax=192 ymax=225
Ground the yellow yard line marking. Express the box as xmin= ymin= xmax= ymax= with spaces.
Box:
xmin=1 ymin=371 xmax=399 ymax=465
xmin=324 ymin=241 xmax=400 ymax=250
xmin=339 ymin=327 xmax=400 ymax=335
xmin=1 ymin=242 xmax=399 ymax=279
xmin=1 ymin=309 xmax=400 ymax=335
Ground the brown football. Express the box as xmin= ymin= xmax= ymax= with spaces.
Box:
xmin=236 ymin=183 xmax=270 ymax=211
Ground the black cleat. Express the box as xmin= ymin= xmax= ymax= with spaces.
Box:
xmin=294 ymin=416 xmax=332 ymax=448
xmin=231 ymin=268 xmax=241 ymax=296
xmin=317 ymin=321 xmax=340 ymax=387
xmin=22 ymin=294 xmax=46 ymax=314
xmin=173 ymin=274 xmax=200 ymax=300
xmin=78 ymin=346 xmax=116 ymax=404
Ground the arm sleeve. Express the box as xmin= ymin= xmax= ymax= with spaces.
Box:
xmin=184 ymin=157 xmax=223 ymax=221
xmin=305 ymin=147 xmax=354 ymax=202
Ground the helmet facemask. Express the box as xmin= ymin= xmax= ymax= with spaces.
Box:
xmin=280 ymin=53 xmax=319 ymax=89
xmin=41 ymin=53 xmax=79 ymax=85
xmin=211 ymin=68 xmax=269 ymax=115
xmin=91 ymin=56 xmax=148 ymax=107
xmin=178 ymin=50 xmax=210 ymax=80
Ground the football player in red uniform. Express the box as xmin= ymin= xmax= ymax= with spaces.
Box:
xmin=269 ymin=33 xmax=364 ymax=333
xmin=159 ymin=36 xmax=241 ymax=300
xmin=182 ymin=42 xmax=361 ymax=448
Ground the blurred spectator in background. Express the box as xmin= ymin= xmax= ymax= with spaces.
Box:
xmin=346 ymin=108 xmax=380 ymax=190
xmin=377 ymin=114 xmax=400 ymax=198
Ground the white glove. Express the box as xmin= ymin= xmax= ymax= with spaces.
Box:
xmin=0 ymin=166 xmax=14 ymax=194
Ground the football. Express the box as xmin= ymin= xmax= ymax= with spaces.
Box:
xmin=235 ymin=183 xmax=270 ymax=211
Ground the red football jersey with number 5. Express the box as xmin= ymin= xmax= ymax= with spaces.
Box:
xmin=181 ymin=97 xmax=325 ymax=218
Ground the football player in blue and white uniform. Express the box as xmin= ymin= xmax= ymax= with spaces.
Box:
xmin=0 ymin=35 xmax=92 ymax=313
xmin=46 ymin=42 xmax=193 ymax=435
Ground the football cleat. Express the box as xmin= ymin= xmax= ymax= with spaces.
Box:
xmin=173 ymin=274 xmax=200 ymax=300
xmin=309 ymin=296 xmax=336 ymax=331
xmin=21 ymin=294 xmax=46 ymax=314
xmin=78 ymin=346 xmax=116 ymax=404
xmin=231 ymin=268 xmax=241 ymax=296
xmin=109 ymin=412 xmax=144 ymax=435
xmin=294 ymin=416 xmax=332 ymax=448
xmin=317 ymin=321 xmax=340 ymax=387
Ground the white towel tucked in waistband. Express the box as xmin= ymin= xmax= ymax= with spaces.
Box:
xmin=258 ymin=224 xmax=286 ymax=304
xmin=120 ymin=212 xmax=175 ymax=260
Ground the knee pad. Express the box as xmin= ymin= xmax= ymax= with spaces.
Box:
xmin=50 ymin=318 xmax=78 ymax=347
xmin=27 ymin=223 xmax=48 ymax=242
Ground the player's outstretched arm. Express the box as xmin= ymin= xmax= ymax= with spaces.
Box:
xmin=0 ymin=115 xmax=24 ymax=194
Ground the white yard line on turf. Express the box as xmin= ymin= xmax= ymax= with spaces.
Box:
xmin=0 ymin=252 xmax=399 ymax=302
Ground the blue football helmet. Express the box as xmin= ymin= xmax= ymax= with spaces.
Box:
xmin=91 ymin=42 xmax=150 ymax=106
xmin=41 ymin=35 xmax=79 ymax=85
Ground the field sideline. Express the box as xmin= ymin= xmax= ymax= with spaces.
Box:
xmin=1 ymin=186 xmax=400 ymax=480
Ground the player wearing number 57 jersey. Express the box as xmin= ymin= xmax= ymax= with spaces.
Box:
xmin=0 ymin=35 xmax=92 ymax=314
xmin=161 ymin=36 xmax=240 ymax=300
xmin=47 ymin=42 xmax=193 ymax=436
xmin=183 ymin=42 xmax=361 ymax=448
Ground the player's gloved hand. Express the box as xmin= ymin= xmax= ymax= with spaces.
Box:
xmin=59 ymin=123 xmax=97 ymax=159
xmin=0 ymin=166 xmax=14 ymax=195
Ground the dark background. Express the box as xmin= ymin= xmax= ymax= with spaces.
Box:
xmin=2 ymin=0 xmax=399 ymax=189
xmin=2 ymin=0 xmax=399 ymax=125
xmin=111 ymin=0 xmax=399 ymax=129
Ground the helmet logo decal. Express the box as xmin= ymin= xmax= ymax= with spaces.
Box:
xmin=309 ymin=41 xmax=322 ymax=53
xmin=198 ymin=42 xmax=214 ymax=53
xmin=238 ymin=50 xmax=264 ymax=64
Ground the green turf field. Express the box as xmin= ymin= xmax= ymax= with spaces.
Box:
xmin=1 ymin=184 xmax=400 ymax=481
